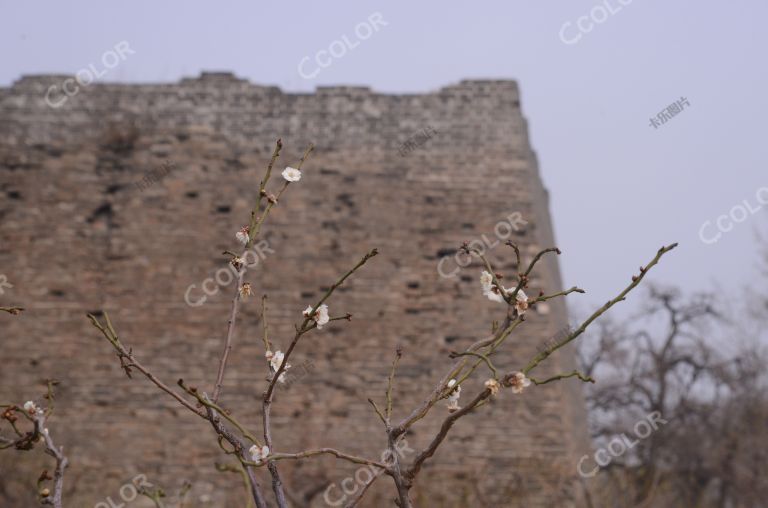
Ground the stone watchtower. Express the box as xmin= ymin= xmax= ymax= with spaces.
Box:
xmin=0 ymin=73 xmax=588 ymax=506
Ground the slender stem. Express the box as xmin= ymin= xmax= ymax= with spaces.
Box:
xmin=265 ymin=448 xmax=389 ymax=469
xmin=213 ymin=143 xmax=314 ymax=404
xmin=260 ymin=248 xmax=377 ymax=507
xmin=523 ymin=243 xmax=678 ymax=375
xmin=261 ymin=295 xmax=271 ymax=352
xmin=34 ymin=415 xmax=68 ymax=508
xmin=405 ymin=388 xmax=491 ymax=481
xmin=530 ymin=370 xmax=595 ymax=385
xmin=386 ymin=349 xmax=402 ymax=421
xmin=212 ymin=267 xmax=246 ymax=402
xmin=88 ymin=313 xmax=204 ymax=416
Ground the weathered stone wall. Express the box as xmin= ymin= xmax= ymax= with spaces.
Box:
xmin=0 ymin=73 xmax=588 ymax=507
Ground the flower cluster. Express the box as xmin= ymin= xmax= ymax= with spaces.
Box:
xmin=266 ymin=350 xmax=291 ymax=383
xmin=446 ymin=379 xmax=461 ymax=412
xmin=303 ymin=304 xmax=329 ymax=329
xmin=23 ymin=400 xmax=39 ymax=415
xmin=480 ymin=270 xmax=529 ymax=313
xmin=249 ymin=444 xmax=270 ymax=464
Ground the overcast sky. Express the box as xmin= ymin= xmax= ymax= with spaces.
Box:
xmin=2 ymin=0 xmax=766 ymax=323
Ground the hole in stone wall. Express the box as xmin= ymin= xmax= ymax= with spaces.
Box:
xmin=216 ymin=205 xmax=231 ymax=214
xmin=106 ymin=184 xmax=123 ymax=194
xmin=336 ymin=193 xmax=355 ymax=208
xmin=6 ymin=191 xmax=21 ymax=200
xmin=185 ymin=191 xmax=199 ymax=198
xmin=86 ymin=203 xmax=113 ymax=224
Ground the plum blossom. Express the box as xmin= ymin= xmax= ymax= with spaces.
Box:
xmin=480 ymin=271 xmax=529 ymax=313
xmin=484 ymin=378 xmax=500 ymax=396
xmin=514 ymin=289 xmax=529 ymax=314
xmin=23 ymin=401 xmax=37 ymax=414
xmin=446 ymin=379 xmax=461 ymax=412
xmin=282 ymin=166 xmax=302 ymax=182
xmin=303 ymin=304 xmax=329 ymax=329
xmin=507 ymin=372 xmax=531 ymax=394
xmin=266 ymin=350 xmax=291 ymax=383
xmin=248 ymin=444 xmax=271 ymax=464
xmin=239 ymin=283 xmax=252 ymax=299
xmin=235 ymin=226 xmax=249 ymax=245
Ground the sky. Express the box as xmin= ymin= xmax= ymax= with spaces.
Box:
xmin=1 ymin=0 xmax=767 ymax=321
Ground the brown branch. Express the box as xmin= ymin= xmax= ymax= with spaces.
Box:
xmin=386 ymin=348 xmax=402 ymax=421
xmin=266 ymin=448 xmax=389 ymax=470
xmin=0 ymin=306 xmax=23 ymax=315
xmin=405 ymin=387 xmax=491 ymax=481
xmin=88 ymin=313 xmax=204 ymax=417
xmin=530 ymin=370 xmax=595 ymax=385
xmin=213 ymin=142 xmax=314 ymax=404
xmin=523 ymin=243 xmax=678 ymax=375
xmin=261 ymin=248 xmax=376 ymax=507
xmin=34 ymin=413 xmax=68 ymax=508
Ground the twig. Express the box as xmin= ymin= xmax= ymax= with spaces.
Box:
xmin=386 ymin=348 xmax=402 ymax=421
xmin=88 ymin=313 xmax=204 ymax=416
xmin=34 ymin=413 xmax=68 ymax=508
xmin=530 ymin=370 xmax=595 ymax=385
xmin=523 ymin=244 xmax=678 ymax=375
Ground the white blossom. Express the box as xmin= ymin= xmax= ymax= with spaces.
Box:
xmin=23 ymin=401 xmax=37 ymax=414
xmin=515 ymin=289 xmax=529 ymax=314
xmin=282 ymin=166 xmax=302 ymax=182
xmin=267 ymin=350 xmax=290 ymax=383
xmin=480 ymin=271 xmax=493 ymax=293
xmin=484 ymin=378 xmax=500 ymax=396
xmin=248 ymin=444 xmax=271 ymax=464
xmin=508 ymin=372 xmax=531 ymax=394
xmin=480 ymin=270 xmax=505 ymax=303
xmin=235 ymin=226 xmax=249 ymax=245
xmin=303 ymin=304 xmax=330 ymax=329
xmin=480 ymin=271 xmax=529 ymax=313
xmin=446 ymin=379 xmax=461 ymax=412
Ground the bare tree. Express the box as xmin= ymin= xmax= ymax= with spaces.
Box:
xmin=579 ymin=286 xmax=768 ymax=508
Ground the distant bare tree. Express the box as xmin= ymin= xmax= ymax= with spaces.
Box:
xmin=579 ymin=286 xmax=768 ymax=508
